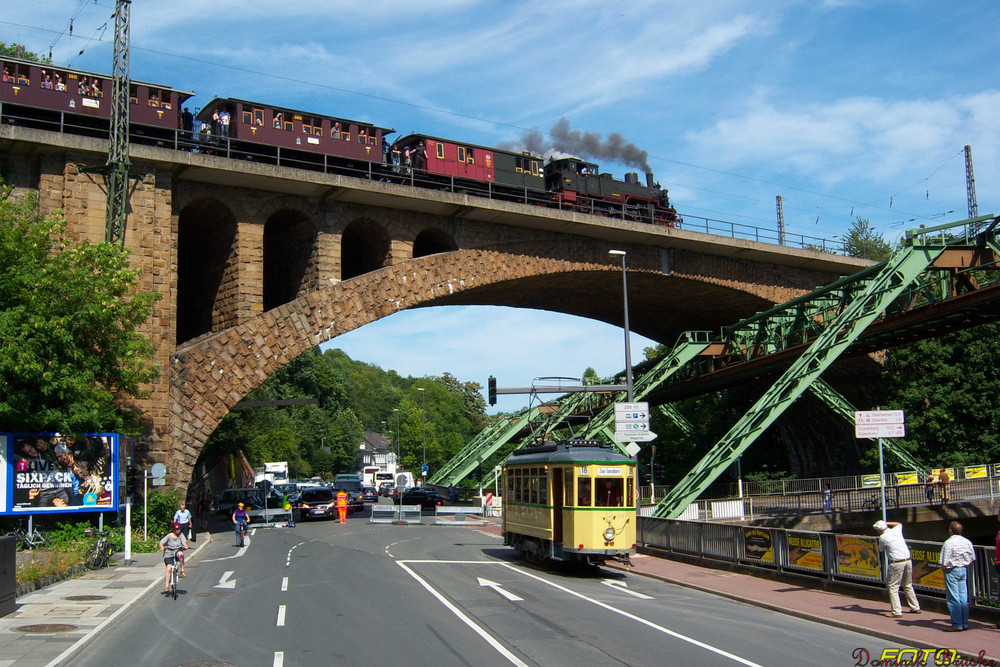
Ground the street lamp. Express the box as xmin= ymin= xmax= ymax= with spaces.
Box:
xmin=417 ymin=387 xmax=426 ymax=480
xmin=393 ymin=408 xmax=400 ymax=471
xmin=608 ymin=249 xmax=634 ymax=402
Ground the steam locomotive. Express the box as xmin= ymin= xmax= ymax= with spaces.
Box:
xmin=1 ymin=56 xmax=680 ymax=226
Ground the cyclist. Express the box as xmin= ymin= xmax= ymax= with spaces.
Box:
xmin=158 ymin=522 xmax=188 ymax=594
xmin=232 ymin=501 xmax=251 ymax=545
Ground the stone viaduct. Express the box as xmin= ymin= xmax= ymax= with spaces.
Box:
xmin=0 ymin=125 xmax=870 ymax=489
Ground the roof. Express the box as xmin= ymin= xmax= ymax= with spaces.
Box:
xmin=504 ymin=440 xmax=635 ymax=466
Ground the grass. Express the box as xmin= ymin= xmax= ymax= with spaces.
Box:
xmin=14 ymin=527 xmax=160 ymax=588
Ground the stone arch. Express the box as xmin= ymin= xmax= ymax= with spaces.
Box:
xmin=341 ymin=218 xmax=390 ymax=279
xmin=413 ymin=227 xmax=458 ymax=257
xmin=263 ymin=209 xmax=317 ymax=310
xmin=175 ymin=198 xmax=238 ymax=344
xmin=166 ymin=242 xmax=806 ymax=488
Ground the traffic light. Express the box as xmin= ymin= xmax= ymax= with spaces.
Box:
xmin=126 ymin=465 xmax=137 ymax=497
xmin=488 ymin=376 xmax=497 ymax=405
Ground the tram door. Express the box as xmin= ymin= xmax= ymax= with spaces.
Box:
xmin=552 ymin=468 xmax=563 ymax=543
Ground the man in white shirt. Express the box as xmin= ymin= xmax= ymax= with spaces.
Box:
xmin=873 ymin=520 xmax=921 ymax=617
xmin=939 ymin=521 xmax=976 ymax=632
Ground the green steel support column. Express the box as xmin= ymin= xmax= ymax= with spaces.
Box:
xmin=428 ymin=407 xmax=543 ymax=486
xmin=808 ymin=378 xmax=925 ymax=472
xmin=580 ymin=336 xmax=712 ymax=450
xmin=651 ymin=245 xmax=944 ymax=519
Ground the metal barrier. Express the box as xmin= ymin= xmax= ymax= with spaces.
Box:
xmin=434 ymin=505 xmax=486 ymax=526
xmin=638 ymin=516 xmax=999 ymax=608
xmin=369 ymin=504 xmax=422 ymax=524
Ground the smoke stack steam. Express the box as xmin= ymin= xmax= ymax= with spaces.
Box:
xmin=501 ymin=118 xmax=651 ymax=173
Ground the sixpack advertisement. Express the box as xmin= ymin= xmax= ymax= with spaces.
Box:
xmin=0 ymin=433 xmax=119 ymax=515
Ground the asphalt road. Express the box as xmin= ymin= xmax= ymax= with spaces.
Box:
xmin=67 ymin=505 xmax=914 ymax=666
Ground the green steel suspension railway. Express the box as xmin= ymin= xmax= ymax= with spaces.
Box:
xmin=429 ymin=215 xmax=1000 ymax=518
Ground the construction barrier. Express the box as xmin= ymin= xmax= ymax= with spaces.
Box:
xmin=434 ymin=505 xmax=486 ymax=526
xmin=369 ymin=504 xmax=422 ymax=524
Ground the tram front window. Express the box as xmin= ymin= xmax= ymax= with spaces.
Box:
xmin=595 ymin=478 xmax=623 ymax=507
xmin=577 ymin=478 xmax=591 ymax=507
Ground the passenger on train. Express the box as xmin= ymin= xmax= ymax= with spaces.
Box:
xmin=90 ymin=80 xmax=101 ymax=97
xmin=149 ymin=92 xmax=160 ymax=107
xmin=2 ymin=68 xmax=10 ymax=83
xmin=332 ymin=121 xmax=341 ymax=139
xmin=273 ymin=112 xmax=283 ymax=129
xmin=55 ymin=73 xmax=66 ymax=91
xmin=358 ymin=128 xmax=367 ymax=143
xmin=79 ymin=77 xmax=90 ymax=95
xmin=218 ymin=108 xmax=230 ymax=138
xmin=40 ymin=71 xmax=52 ymax=89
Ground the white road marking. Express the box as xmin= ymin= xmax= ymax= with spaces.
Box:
xmin=201 ymin=543 xmax=248 ymax=562
xmin=602 ymin=579 xmax=653 ymax=599
xmin=397 ymin=561 xmax=528 ymax=667
xmin=504 ymin=563 xmax=763 ymax=667
xmin=276 ymin=604 xmax=286 ymax=627
xmin=478 ymin=577 xmax=523 ymax=601
xmin=273 ymin=651 xmax=284 ymax=667
xmin=215 ymin=571 xmax=236 ymax=589
xmin=281 ymin=576 xmax=288 ymax=592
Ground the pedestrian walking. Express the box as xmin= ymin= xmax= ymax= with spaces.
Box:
xmin=822 ymin=484 xmax=833 ymax=513
xmin=940 ymin=521 xmax=975 ymax=632
xmin=172 ymin=501 xmax=193 ymax=541
xmin=873 ymin=520 xmax=921 ymax=618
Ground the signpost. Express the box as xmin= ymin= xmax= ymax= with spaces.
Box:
xmin=855 ymin=410 xmax=906 ymax=522
xmin=614 ymin=402 xmax=657 ymax=443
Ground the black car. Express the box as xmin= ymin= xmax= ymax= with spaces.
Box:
xmin=400 ymin=488 xmax=445 ymax=511
xmin=297 ymin=487 xmax=338 ymax=520
xmin=361 ymin=486 xmax=378 ymax=502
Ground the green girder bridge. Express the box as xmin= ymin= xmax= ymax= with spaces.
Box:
xmin=429 ymin=216 xmax=1000 ymax=519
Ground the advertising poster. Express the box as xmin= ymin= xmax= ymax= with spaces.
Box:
xmin=743 ymin=527 xmax=775 ymax=563
xmin=836 ymin=535 xmax=881 ymax=579
xmin=861 ymin=474 xmax=883 ymax=488
xmin=5 ymin=433 xmax=118 ymax=514
xmin=0 ymin=435 xmax=8 ymax=513
xmin=787 ymin=531 xmax=824 ymax=571
xmin=909 ymin=543 xmax=945 ymax=590
xmin=963 ymin=465 xmax=987 ymax=479
xmin=894 ymin=471 xmax=918 ymax=485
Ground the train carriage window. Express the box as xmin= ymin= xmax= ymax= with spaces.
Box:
xmin=564 ymin=469 xmax=573 ymax=505
xmin=595 ymin=478 xmax=624 ymax=507
xmin=577 ymin=477 xmax=592 ymax=507
xmin=242 ymin=110 xmax=252 ymax=125
xmin=331 ymin=122 xmax=341 ymax=139
xmin=457 ymin=146 xmax=466 ymax=163
xmin=253 ymin=108 xmax=264 ymax=126
xmin=530 ymin=161 xmax=539 ymax=176
xmin=467 ymin=148 xmax=475 ymax=165
xmin=435 ymin=142 xmax=444 ymax=160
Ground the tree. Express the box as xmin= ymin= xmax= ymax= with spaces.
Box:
xmin=843 ymin=217 xmax=892 ymax=261
xmin=0 ymin=187 xmax=160 ymax=433
xmin=0 ymin=42 xmax=51 ymax=64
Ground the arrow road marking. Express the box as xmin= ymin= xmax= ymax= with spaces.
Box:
xmin=602 ymin=579 xmax=653 ymax=599
xmin=215 ymin=571 xmax=236 ymax=589
xmin=478 ymin=577 xmax=523 ymax=601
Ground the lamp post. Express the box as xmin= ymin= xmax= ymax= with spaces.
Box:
xmin=417 ymin=387 xmax=426 ymax=481
xmin=608 ymin=249 xmax=634 ymax=402
xmin=393 ymin=408 xmax=400 ymax=472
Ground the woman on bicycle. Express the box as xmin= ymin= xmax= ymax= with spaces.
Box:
xmin=158 ymin=522 xmax=188 ymax=594
xmin=232 ymin=502 xmax=251 ymax=545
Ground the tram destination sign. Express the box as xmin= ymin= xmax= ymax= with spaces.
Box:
xmin=854 ymin=410 xmax=905 ymax=438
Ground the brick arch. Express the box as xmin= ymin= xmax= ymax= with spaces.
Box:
xmin=164 ymin=242 xmax=810 ymax=487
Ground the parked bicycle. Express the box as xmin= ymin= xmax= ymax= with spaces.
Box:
xmin=84 ymin=530 xmax=115 ymax=570
xmin=5 ymin=521 xmax=46 ymax=551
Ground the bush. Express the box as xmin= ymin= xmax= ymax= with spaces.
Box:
xmin=139 ymin=488 xmax=183 ymax=538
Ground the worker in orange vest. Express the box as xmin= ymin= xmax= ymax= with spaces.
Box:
xmin=336 ymin=488 xmax=349 ymax=523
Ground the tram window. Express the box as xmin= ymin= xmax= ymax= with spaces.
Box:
xmin=529 ymin=468 xmax=537 ymax=504
xmin=577 ymin=478 xmax=591 ymax=507
xmin=564 ymin=469 xmax=573 ymax=505
xmin=595 ymin=478 xmax=624 ymax=507
xmin=513 ymin=470 xmax=522 ymax=503
xmin=626 ymin=477 xmax=634 ymax=507
xmin=539 ymin=473 xmax=547 ymax=505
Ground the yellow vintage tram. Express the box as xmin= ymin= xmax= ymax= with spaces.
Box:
xmin=502 ymin=439 xmax=636 ymax=565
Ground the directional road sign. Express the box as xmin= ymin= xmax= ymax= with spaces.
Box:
xmin=854 ymin=410 xmax=905 ymax=438
xmin=614 ymin=401 xmax=655 ymax=443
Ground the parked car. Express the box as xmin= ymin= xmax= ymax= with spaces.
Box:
xmin=400 ymin=488 xmax=445 ymax=511
xmin=361 ymin=486 xmax=378 ymax=502
xmin=298 ymin=487 xmax=338 ymax=520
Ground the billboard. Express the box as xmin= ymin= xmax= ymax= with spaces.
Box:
xmin=0 ymin=433 xmax=119 ymax=515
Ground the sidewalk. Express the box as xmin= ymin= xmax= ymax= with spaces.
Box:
xmin=0 ymin=532 xmax=213 ymax=667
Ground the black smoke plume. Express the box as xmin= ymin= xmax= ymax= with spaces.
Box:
xmin=501 ymin=118 xmax=650 ymax=173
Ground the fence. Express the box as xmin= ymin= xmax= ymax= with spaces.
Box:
xmin=369 ymin=504 xmax=422 ymax=524
xmin=434 ymin=505 xmax=486 ymax=526
xmin=638 ymin=516 xmax=999 ymax=608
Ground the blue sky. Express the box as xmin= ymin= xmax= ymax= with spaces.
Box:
xmin=5 ymin=1 xmax=998 ymax=414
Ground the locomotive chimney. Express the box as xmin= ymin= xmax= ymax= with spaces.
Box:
xmin=625 ymin=172 xmax=639 ymax=184
xmin=646 ymin=172 xmax=655 ymax=188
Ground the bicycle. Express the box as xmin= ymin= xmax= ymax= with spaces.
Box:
xmin=236 ymin=520 xmax=248 ymax=548
xmin=167 ymin=551 xmax=184 ymax=600
xmin=84 ymin=530 xmax=115 ymax=570
xmin=6 ymin=521 xmax=46 ymax=551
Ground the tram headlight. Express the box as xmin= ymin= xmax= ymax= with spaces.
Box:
xmin=603 ymin=526 xmax=616 ymax=541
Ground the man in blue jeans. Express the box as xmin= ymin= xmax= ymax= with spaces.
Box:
xmin=939 ymin=520 xmax=976 ymax=632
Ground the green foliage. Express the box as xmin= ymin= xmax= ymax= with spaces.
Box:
xmin=140 ymin=488 xmax=184 ymax=538
xmin=0 ymin=187 xmax=160 ymax=433
xmin=0 ymin=42 xmax=51 ymax=63
xmin=878 ymin=322 xmax=1000 ymax=467
xmin=45 ymin=521 xmax=94 ymax=551
xmin=843 ymin=217 xmax=892 ymax=261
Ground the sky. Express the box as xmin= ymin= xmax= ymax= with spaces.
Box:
xmin=4 ymin=1 xmax=999 ymax=414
